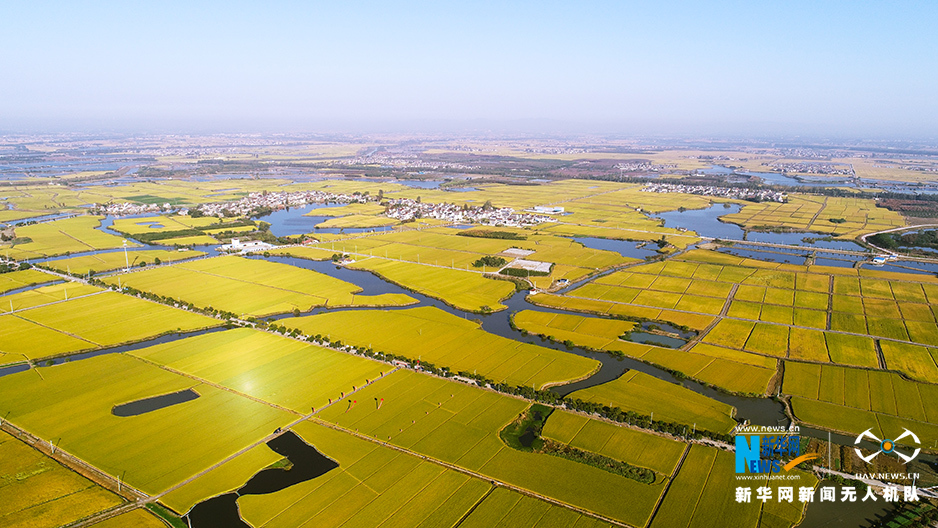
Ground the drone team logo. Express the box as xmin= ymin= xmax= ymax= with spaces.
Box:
xmin=854 ymin=428 xmax=921 ymax=464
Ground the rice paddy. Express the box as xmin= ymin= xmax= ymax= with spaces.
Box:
xmin=0 ymin=354 xmax=294 ymax=495
xmin=316 ymin=369 xmax=668 ymax=527
xmin=238 ymin=421 xmax=495 ymax=528
xmin=45 ymin=249 xmax=206 ymax=275
xmin=129 ymin=328 xmax=387 ymax=414
xmin=0 ymin=289 xmax=219 ymax=361
xmin=2 ymin=216 xmax=133 ymax=259
xmin=784 ymin=361 xmax=938 ymax=437
xmin=3 ymin=173 xmax=935 ymax=527
xmin=0 ymin=429 xmax=124 ymax=528
xmin=102 ymin=255 xmax=417 ymax=317
xmin=650 ymin=444 xmax=816 ymax=528
xmin=291 ymin=307 xmax=599 ymax=389
xmin=567 ymin=370 xmax=738 ymax=434
xmin=719 ymin=195 xmax=906 ymax=238
xmin=0 ymin=269 xmax=54 ymax=294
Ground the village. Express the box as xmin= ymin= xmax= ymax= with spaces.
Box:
xmin=642 ymin=182 xmax=787 ymax=202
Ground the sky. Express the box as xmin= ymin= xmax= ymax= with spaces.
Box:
xmin=1 ymin=0 xmax=936 ymax=137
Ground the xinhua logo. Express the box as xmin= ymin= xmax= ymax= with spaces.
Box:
xmin=854 ymin=428 xmax=921 ymax=464
xmin=735 ymin=433 xmax=818 ymax=474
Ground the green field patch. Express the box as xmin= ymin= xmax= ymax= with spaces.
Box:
xmin=831 ymin=294 xmax=864 ymax=314
xmin=866 ymin=318 xmax=910 ymax=341
xmin=830 ymin=312 xmax=867 ymax=334
xmin=763 ymin=287 xmax=795 ymax=306
xmin=793 ymin=290 xmax=829 ymax=310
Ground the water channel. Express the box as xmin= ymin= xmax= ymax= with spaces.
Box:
xmin=4 ymin=200 xmax=937 ymax=526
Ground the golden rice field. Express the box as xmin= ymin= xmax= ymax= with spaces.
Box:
xmin=784 ymin=361 xmax=938 ymax=439
xmin=238 ymin=421 xmax=497 ymax=528
xmin=562 ymin=248 xmax=938 ymax=379
xmin=291 ymin=307 xmax=599 ymax=389
xmin=540 ymin=410 xmax=686 ymax=475
xmin=103 ymin=255 xmax=416 ymax=317
xmin=317 ymin=369 xmax=668 ymax=527
xmin=512 ymin=310 xmax=637 ymax=354
xmin=129 ymin=328 xmax=387 ymax=414
xmin=2 ymin=216 xmax=133 ymax=260
xmin=0 ymin=429 xmax=124 ymax=528
xmin=109 ymin=215 xmax=224 ymax=235
xmin=46 ymin=249 xmax=206 ymax=275
xmin=719 ymin=195 xmax=906 ymax=238
xmin=650 ymin=444 xmax=816 ymax=528
xmin=0 ymin=269 xmax=53 ymax=294
xmin=312 ymin=227 xmax=631 ymax=292
xmin=346 ymin=258 xmax=514 ymax=312
xmin=1 ymin=290 xmax=219 ymax=361
xmin=567 ymin=369 xmax=738 ymax=434
xmin=0 ymin=354 xmax=294 ymax=495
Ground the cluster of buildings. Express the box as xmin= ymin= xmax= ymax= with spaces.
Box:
xmin=192 ymin=190 xmax=370 ymax=217
xmin=615 ymin=161 xmax=675 ymax=173
xmin=642 ymin=183 xmax=787 ymax=202
xmin=92 ymin=190 xmax=372 ymax=217
xmin=90 ymin=202 xmax=171 ymax=216
xmin=331 ymin=153 xmax=477 ymax=171
xmin=385 ymin=199 xmax=556 ymax=226
xmin=764 ymin=162 xmax=853 ymax=175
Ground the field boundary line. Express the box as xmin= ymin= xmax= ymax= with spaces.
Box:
xmin=311 ymin=418 xmax=633 ymax=528
xmin=556 ymin=292 xmax=938 ymax=356
xmin=4 ymin=289 xmax=106 ymax=314
xmin=452 ymin=485 xmax=496 ymax=527
xmin=646 ymin=442 xmax=691 ymax=528
xmin=11 ymin=314 xmax=100 ymax=346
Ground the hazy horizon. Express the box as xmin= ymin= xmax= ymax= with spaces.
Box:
xmin=2 ymin=1 xmax=936 ymax=138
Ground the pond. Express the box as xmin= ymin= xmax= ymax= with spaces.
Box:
xmin=569 ymin=236 xmax=661 ymax=260
xmin=186 ymin=431 xmax=339 ymax=527
xmin=112 ymin=389 xmax=200 ymax=417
